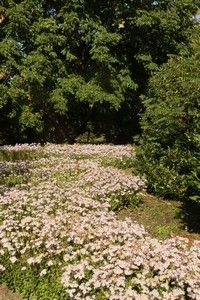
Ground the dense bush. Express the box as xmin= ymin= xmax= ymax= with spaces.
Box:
xmin=136 ymin=45 xmax=200 ymax=202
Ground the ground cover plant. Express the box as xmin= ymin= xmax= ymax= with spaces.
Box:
xmin=0 ymin=144 xmax=200 ymax=299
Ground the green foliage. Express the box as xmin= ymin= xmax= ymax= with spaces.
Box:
xmin=101 ymin=156 xmax=135 ymax=171
xmin=52 ymin=170 xmax=80 ymax=186
xmin=154 ymin=224 xmax=177 ymax=239
xmin=137 ymin=42 xmax=200 ymax=202
xmin=0 ymin=172 xmax=28 ymax=187
xmin=0 ymin=258 xmax=67 ymax=300
xmin=189 ymin=166 xmax=200 ymax=202
xmin=75 ymin=132 xmax=106 ymax=144
xmin=0 ymin=0 xmax=198 ymax=143
xmin=19 ymin=106 xmax=43 ymax=133
xmin=0 ymin=149 xmax=45 ymax=161
xmin=109 ymin=191 xmax=143 ymax=211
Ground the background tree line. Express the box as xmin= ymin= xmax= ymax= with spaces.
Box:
xmin=1 ymin=0 xmax=200 ymax=202
xmin=1 ymin=0 xmax=198 ymax=143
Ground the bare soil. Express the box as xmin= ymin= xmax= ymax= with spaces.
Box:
xmin=0 ymin=285 xmax=22 ymax=300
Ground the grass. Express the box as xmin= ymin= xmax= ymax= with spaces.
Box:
xmin=117 ymin=193 xmax=200 ymax=240
xmin=0 ymin=149 xmax=46 ymax=161
xmin=100 ymin=154 xmax=200 ymax=240
xmin=62 ymin=150 xmax=200 ymax=241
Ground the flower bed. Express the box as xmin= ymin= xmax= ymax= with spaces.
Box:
xmin=0 ymin=144 xmax=199 ymax=299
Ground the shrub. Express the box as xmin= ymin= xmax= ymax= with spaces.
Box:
xmin=136 ymin=48 xmax=200 ymax=202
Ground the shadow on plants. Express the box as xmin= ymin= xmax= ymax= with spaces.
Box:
xmin=181 ymin=200 xmax=200 ymax=234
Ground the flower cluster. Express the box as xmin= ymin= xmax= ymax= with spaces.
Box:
xmin=0 ymin=143 xmax=199 ymax=299
xmin=62 ymin=236 xmax=200 ymax=300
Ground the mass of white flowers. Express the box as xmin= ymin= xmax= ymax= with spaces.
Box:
xmin=0 ymin=143 xmax=199 ymax=299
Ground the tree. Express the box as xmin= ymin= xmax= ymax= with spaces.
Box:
xmin=0 ymin=0 xmax=135 ymax=142
xmin=136 ymin=34 xmax=200 ymax=202
xmin=0 ymin=0 xmax=199 ymax=143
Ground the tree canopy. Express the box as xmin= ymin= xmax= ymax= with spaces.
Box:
xmin=0 ymin=0 xmax=199 ymax=143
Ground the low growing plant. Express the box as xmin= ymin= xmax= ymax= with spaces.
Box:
xmin=109 ymin=190 xmax=143 ymax=211
xmin=0 ymin=258 xmax=67 ymax=300
xmin=101 ymin=156 xmax=136 ymax=171
xmin=0 ymin=149 xmax=45 ymax=161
